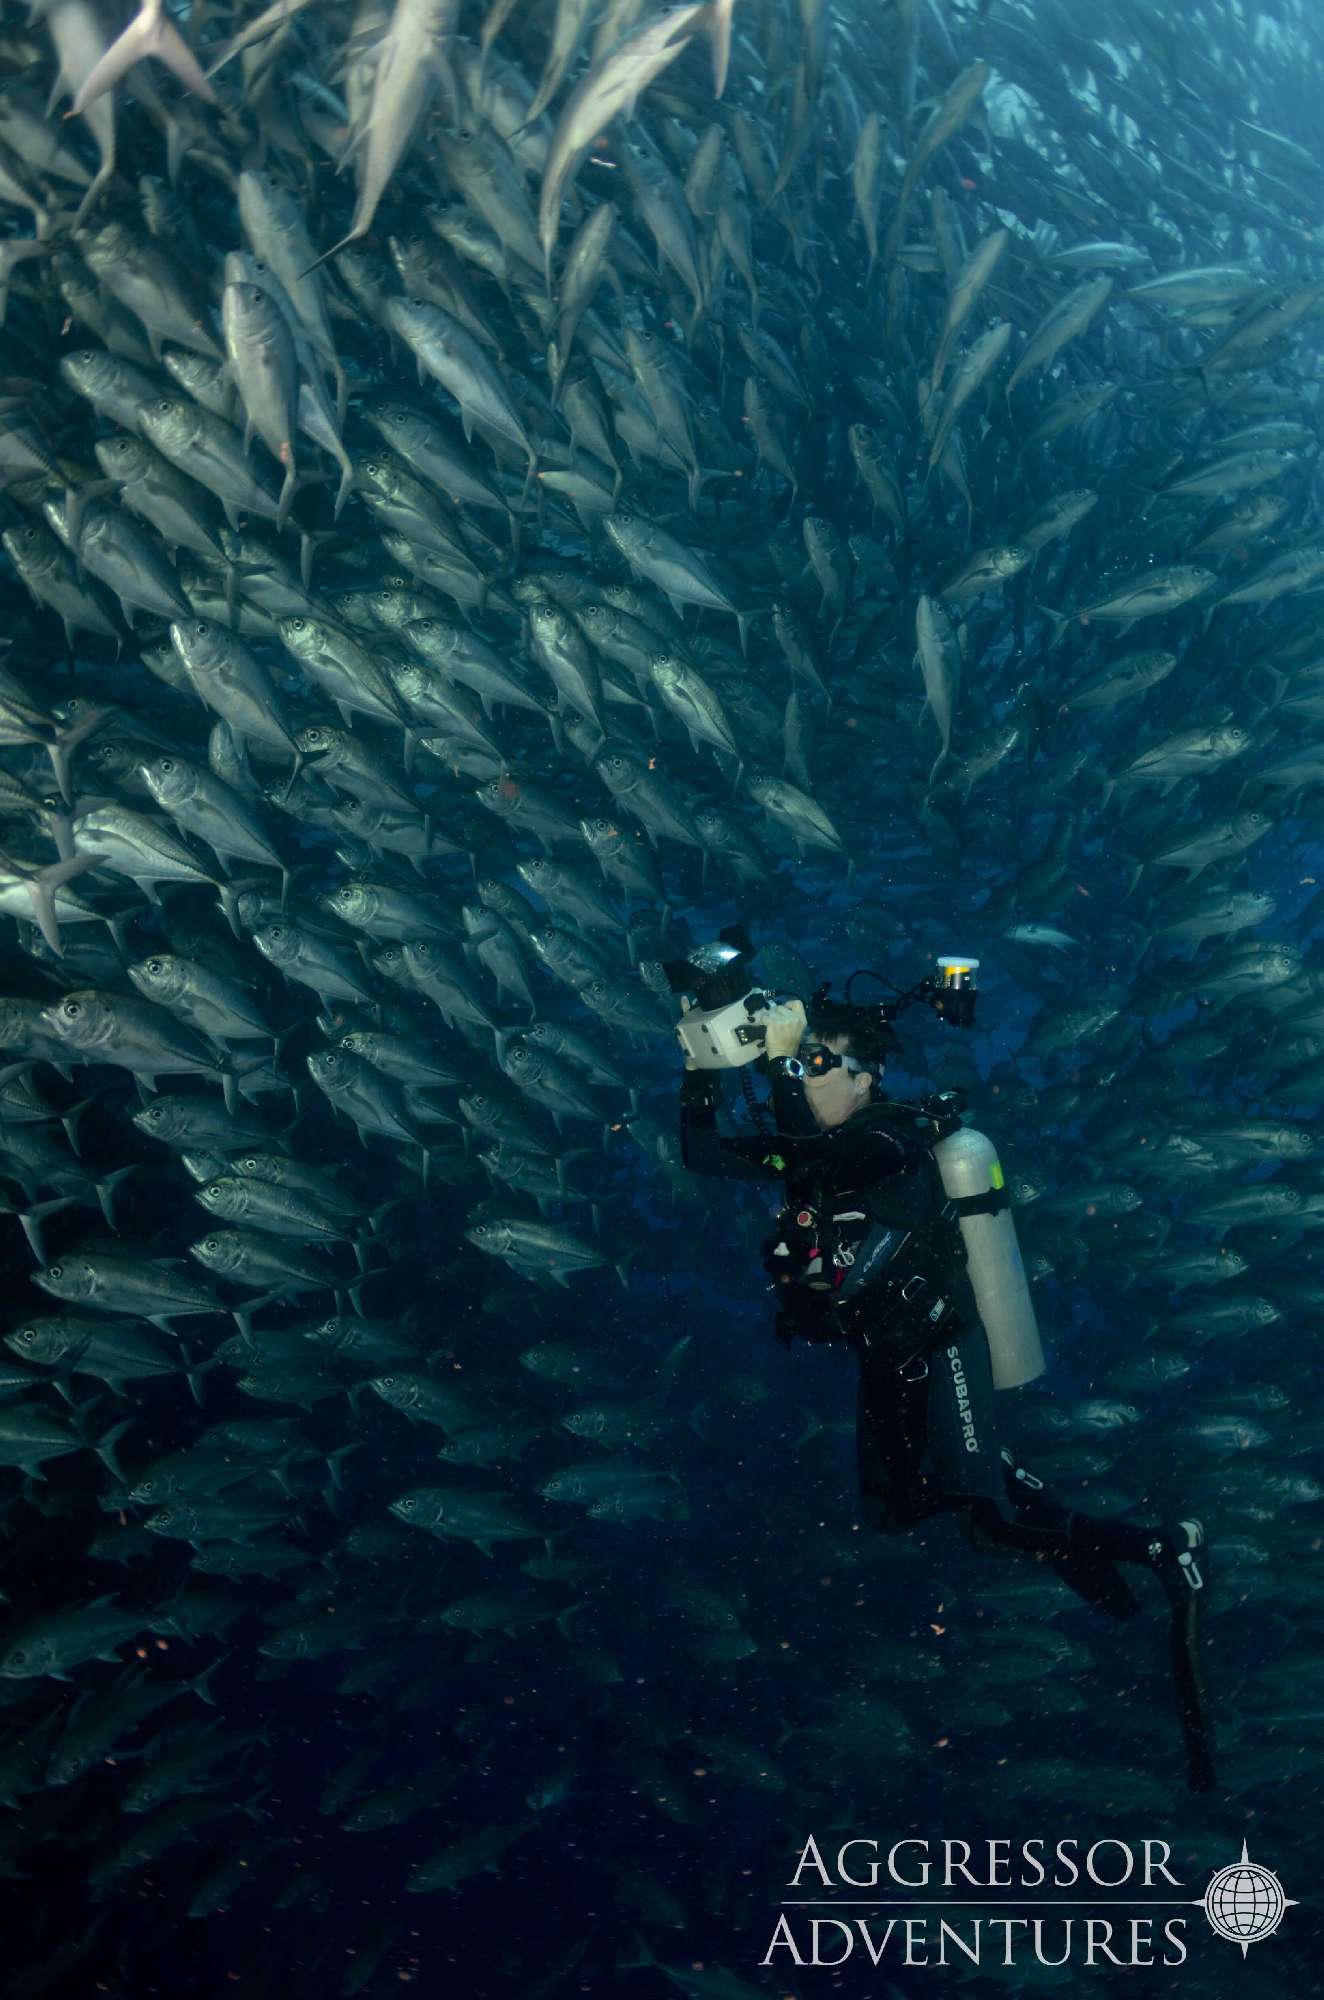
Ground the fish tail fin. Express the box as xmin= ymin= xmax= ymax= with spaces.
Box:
xmin=71 ymin=161 xmax=115 ymax=231
xmin=652 ymin=1333 xmax=694 ymax=1392
xmin=619 ymin=1935 xmax=659 ymax=1973
xmin=0 ymin=849 xmax=102 ymax=958
xmin=46 ymin=703 xmax=110 ymax=804
xmin=555 ymin=1148 xmax=594 ymax=1194
xmin=94 ymin=1164 xmax=138 ymax=1233
xmin=301 ymin=230 xmax=363 ymax=279
xmin=1035 ymin=600 xmax=1072 ymax=653
xmin=275 ymin=463 xmax=298 ymax=535
xmin=92 ymin=1417 xmax=134 ymax=1486
xmin=18 ymin=1196 xmax=79 ymax=1269
xmin=182 ymin=1345 xmax=221 ymax=1406
xmin=554 ymin=1601 xmax=590 ymax=1643
xmin=213 ymin=878 xmax=250 ymax=943
xmin=186 ymin=1648 xmax=232 ymax=1707
xmin=72 ymin=1 xmax=215 ymax=117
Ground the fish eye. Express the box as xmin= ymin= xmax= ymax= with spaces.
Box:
xmin=63 ymin=1001 xmax=80 ymax=1017
xmin=15 ymin=1329 xmax=33 ymax=1345
xmin=147 ymin=959 xmax=164 ymax=974
xmin=268 ymin=925 xmax=284 ymax=940
xmin=48 ymin=1265 xmax=62 ymax=1280
xmin=159 ymin=758 xmax=174 ymax=773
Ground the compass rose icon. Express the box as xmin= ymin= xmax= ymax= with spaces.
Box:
xmin=1199 ymin=1840 xmax=1296 ymax=1956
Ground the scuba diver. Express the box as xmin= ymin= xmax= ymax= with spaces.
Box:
xmin=672 ymin=933 xmax=1214 ymax=1793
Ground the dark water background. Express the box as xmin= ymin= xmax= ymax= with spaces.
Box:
xmin=3 ymin=0 xmax=1324 ymax=1995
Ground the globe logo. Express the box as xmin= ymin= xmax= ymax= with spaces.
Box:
xmin=1200 ymin=1841 xmax=1296 ymax=1957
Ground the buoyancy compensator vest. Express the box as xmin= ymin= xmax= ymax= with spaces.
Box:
xmin=762 ymin=1097 xmax=968 ymax=1363
xmin=762 ymin=1092 xmax=1047 ymax=1387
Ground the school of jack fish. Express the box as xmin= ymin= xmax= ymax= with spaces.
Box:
xmin=0 ymin=0 xmax=1322 ymax=1992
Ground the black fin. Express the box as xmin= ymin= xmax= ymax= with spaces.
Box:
xmin=1158 ymin=1521 xmax=1216 ymax=1793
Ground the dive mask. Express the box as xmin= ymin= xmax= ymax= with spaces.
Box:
xmin=790 ymin=1042 xmax=868 ymax=1078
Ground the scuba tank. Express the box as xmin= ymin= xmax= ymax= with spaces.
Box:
xmin=930 ymin=1123 xmax=1045 ymax=1391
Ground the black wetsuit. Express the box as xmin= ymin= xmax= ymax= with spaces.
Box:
xmin=679 ymin=1063 xmax=1011 ymax=1534
xmin=678 ymin=1061 xmax=1216 ymax=1791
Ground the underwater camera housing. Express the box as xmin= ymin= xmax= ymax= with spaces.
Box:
xmin=665 ymin=925 xmax=802 ymax=1069
xmin=667 ymin=929 xmax=982 ymax=1071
